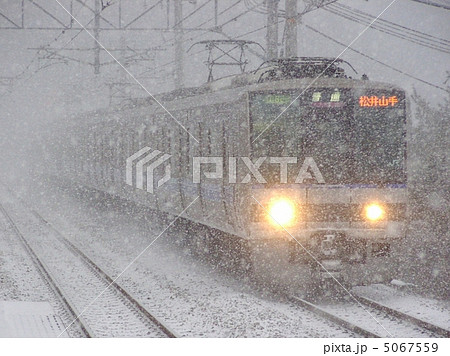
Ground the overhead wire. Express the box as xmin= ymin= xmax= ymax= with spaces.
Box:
xmin=181 ymin=0 xmax=274 ymax=61
xmin=303 ymin=23 xmax=448 ymax=92
xmin=151 ymin=0 xmax=244 ymax=50
xmin=243 ymin=0 xmax=337 ymax=17
xmin=139 ymin=47 xmax=208 ymax=78
xmin=207 ymin=1 xmax=448 ymax=92
xmin=234 ymin=1 xmax=450 ymax=54
xmin=185 ymin=0 xmax=262 ymax=44
xmin=142 ymin=1 xmax=269 ymax=75
xmin=105 ymin=0 xmax=450 ymax=93
xmin=1 ymin=0 xmax=168 ymax=98
xmin=194 ymin=0 xmax=242 ymax=29
xmin=233 ymin=0 xmax=338 ymax=39
xmin=0 ymin=0 xmax=98 ymax=97
xmin=408 ymin=0 xmax=450 ymax=10
xmin=173 ymin=0 xmax=214 ymax=28
xmin=183 ymin=0 xmax=339 ymax=60
xmin=324 ymin=3 xmax=450 ymax=53
xmin=334 ymin=3 xmax=449 ymax=46
xmin=4 ymin=0 xmax=447 ymax=97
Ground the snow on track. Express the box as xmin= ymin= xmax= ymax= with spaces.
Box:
xmin=355 ymin=295 xmax=450 ymax=337
xmin=0 ymin=205 xmax=87 ymax=338
xmin=0 ymin=301 xmax=69 ymax=337
xmin=312 ymin=298 xmax=439 ymax=338
xmin=354 ymin=284 xmax=450 ymax=335
xmin=19 ymin=182 xmax=361 ymax=337
xmin=289 ymin=296 xmax=379 ymax=338
xmin=4 ymin=179 xmax=447 ymax=338
xmin=0 ymin=185 xmax=173 ymax=337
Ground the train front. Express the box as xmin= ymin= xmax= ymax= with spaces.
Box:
xmin=244 ymin=83 xmax=407 ymax=290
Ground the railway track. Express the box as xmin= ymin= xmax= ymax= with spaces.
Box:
xmin=0 ymin=203 xmax=91 ymax=338
xmin=2 ymin=182 xmax=447 ymax=338
xmin=354 ymin=295 xmax=450 ymax=338
xmin=288 ymin=295 xmax=380 ymax=337
xmin=0 ymin=188 xmax=178 ymax=338
xmin=289 ymin=293 xmax=445 ymax=338
xmin=31 ymin=209 xmax=178 ymax=338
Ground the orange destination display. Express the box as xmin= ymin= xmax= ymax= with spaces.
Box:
xmin=359 ymin=95 xmax=399 ymax=107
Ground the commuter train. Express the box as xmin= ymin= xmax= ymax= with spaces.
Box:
xmin=49 ymin=58 xmax=408 ymax=291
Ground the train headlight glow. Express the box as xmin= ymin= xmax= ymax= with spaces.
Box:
xmin=365 ymin=203 xmax=384 ymax=221
xmin=267 ymin=198 xmax=296 ymax=227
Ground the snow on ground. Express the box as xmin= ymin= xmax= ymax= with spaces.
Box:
xmin=0 ymin=184 xmax=168 ymax=337
xmin=0 ymin=301 xmax=68 ymax=337
xmin=0 ymin=211 xmax=49 ymax=302
xmin=10 ymin=180 xmax=357 ymax=337
xmin=0 ymin=206 xmax=77 ymax=337
xmin=2 ymin=178 xmax=448 ymax=337
xmin=353 ymin=284 xmax=450 ymax=331
xmin=315 ymin=300 xmax=436 ymax=338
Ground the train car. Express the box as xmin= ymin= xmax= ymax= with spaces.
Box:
xmin=49 ymin=58 xmax=407 ymax=292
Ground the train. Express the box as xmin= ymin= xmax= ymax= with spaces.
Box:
xmin=47 ymin=57 xmax=408 ymax=293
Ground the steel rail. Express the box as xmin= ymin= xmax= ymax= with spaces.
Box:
xmin=0 ymin=182 xmax=178 ymax=338
xmin=31 ymin=210 xmax=178 ymax=338
xmin=355 ymin=295 xmax=450 ymax=338
xmin=288 ymin=295 xmax=381 ymax=338
xmin=0 ymin=202 xmax=93 ymax=338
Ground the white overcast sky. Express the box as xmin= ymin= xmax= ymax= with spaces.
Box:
xmin=0 ymin=0 xmax=448 ymax=126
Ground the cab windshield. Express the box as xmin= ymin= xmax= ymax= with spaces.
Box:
xmin=249 ymin=89 xmax=406 ymax=185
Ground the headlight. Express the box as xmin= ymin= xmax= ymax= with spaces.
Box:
xmin=267 ymin=198 xmax=296 ymax=227
xmin=365 ymin=203 xmax=384 ymax=221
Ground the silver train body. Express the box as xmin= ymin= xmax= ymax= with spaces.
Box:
xmin=51 ymin=65 xmax=407 ymax=290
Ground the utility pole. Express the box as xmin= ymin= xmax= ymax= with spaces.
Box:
xmin=266 ymin=0 xmax=279 ymax=60
xmin=6 ymin=2 xmax=168 ymax=78
xmin=174 ymin=0 xmax=184 ymax=89
xmin=285 ymin=0 xmax=298 ymax=58
xmin=94 ymin=0 xmax=101 ymax=74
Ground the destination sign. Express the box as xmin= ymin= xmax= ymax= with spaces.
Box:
xmin=358 ymin=90 xmax=405 ymax=109
xmin=264 ymin=94 xmax=291 ymax=105
xmin=359 ymin=95 xmax=399 ymax=107
xmin=259 ymin=88 xmax=350 ymax=108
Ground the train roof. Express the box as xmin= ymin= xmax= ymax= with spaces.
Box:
xmin=122 ymin=75 xmax=404 ymax=110
xmin=55 ymin=73 xmax=405 ymax=135
xmin=60 ymin=58 xmax=405 ymax=126
xmin=123 ymin=58 xmax=404 ymax=109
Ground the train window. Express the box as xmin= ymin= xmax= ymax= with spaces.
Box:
xmin=116 ymin=133 xmax=122 ymax=170
xmin=250 ymin=91 xmax=352 ymax=184
xmin=176 ymin=128 xmax=183 ymax=179
xmin=107 ymin=130 xmax=114 ymax=182
xmin=185 ymin=129 xmax=190 ymax=175
xmin=206 ymin=128 xmax=212 ymax=155
xmin=126 ymin=133 xmax=132 ymax=159
xmin=159 ymin=127 xmax=165 ymax=152
xmin=133 ymin=129 xmax=140 ymax=154
xmin=179 ymin=126 xmax=190 ymax=178
xmin=188 ymin=124 xmax=199 ymax=179
xmin=191 ymin=124 xmax=199 ymax=153
xmin=137 ymin=123 xmax=146 ymax=148
xmin=222 ymin=122 xmax=228 ymax=171
xmin=167 ymin=129 xmax=172 ymax=152
xmin=197 ymin=122 xmax=203 ymax=156
xmin=249 ymin=90 xmax=406 ymax=185
xmin=353 ymin=105 xmax=406 ymax=184
xmin=166 ymin=127 xmax=171 ymax=152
